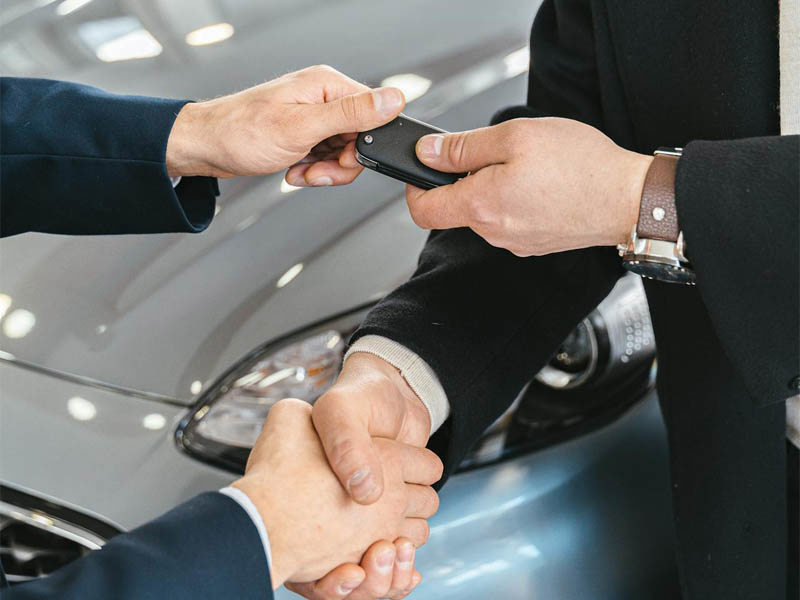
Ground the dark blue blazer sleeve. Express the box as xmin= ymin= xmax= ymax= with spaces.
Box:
xmin=0 ymin=77 xmax=218 ymax=237
xmin=2 ymin=492 xmax=273 ymax=600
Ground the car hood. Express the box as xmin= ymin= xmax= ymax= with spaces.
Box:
xmin=0 ymin=0 xmax=532 ymax=403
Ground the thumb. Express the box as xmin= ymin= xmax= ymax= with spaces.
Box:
xmin=415 ymin=125 xmax=507 ymax=173
xmin=312 ymin=392 xmax=386 ymax=504
xmin=312 ymin=87 xmax=405 ymax=139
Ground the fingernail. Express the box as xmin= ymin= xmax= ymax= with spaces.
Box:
xmin=347 ymin=468 xmax=376 ymax=500
xmin=376 ymin=549 xmax=395 ymax=572
xmin=338 ymin=580 xmax=362 ymax=595
xmin=397 ymin=543 xmax=415 ymax=568
xmin=309 ymin=176 xmax=333 ymax=187
xmin=417 ymin=134 xmax=443 ymax=160
xmin=373 ymin=88 xmax=404 ymax=117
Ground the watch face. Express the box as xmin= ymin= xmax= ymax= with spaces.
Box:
xmin=622 ymin=259 xmax=696 ymax=285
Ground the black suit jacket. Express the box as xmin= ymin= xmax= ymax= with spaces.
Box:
xmin=353 ymin=1 xmax=799 ymax=599
xmin=1 ymin=78 xmax=270 ymax=598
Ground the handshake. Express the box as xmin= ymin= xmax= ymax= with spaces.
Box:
xmin=232 ymin=354 xmax=439 ymax=600
xmin=164 ymin=66 xmax=443 ymax=598
xmin=165 ymin=62 xmax=651 ymax=598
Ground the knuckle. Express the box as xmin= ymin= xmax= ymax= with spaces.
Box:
xmin=339 ymin=95 xmax=360 ymax=125
xmin=408 ymin=204 xmax=431 ymax=230
xmin=503 ymin=119 xmax=528 ymax=142
xmin=427 ymin=490 xmax=440 ymax=516
xmin=446 ymin=132 xmax=469 ymax=166
xmin=419 ymin=521 xmax=430 ymax=545
xmin=328 ymin=438 xmax=360 ymax=471
xmin=424 ymin=450 xmax=444 ymax=482
xmin=467 ymin=196 xmax=493 ymax=226
xmin=311 ymin=63 xmax=335 ymax=74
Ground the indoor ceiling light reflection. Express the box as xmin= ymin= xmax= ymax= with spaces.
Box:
xmin=3 ymin=309 xmax=35 ymax=339
xmin=0 ymin=294 xmax=11 ymax=320
xmin=380 ymin=73 xmax=432 ymax=103
xmin=504 ymin=47 xmax=530 ymax=78
xmin=190 ymin=380 xmax=203 ymax=395
xmin=276 ymin=263 xmax=303 ymax=288
xmin=96 ymin=29 xmax=162 ymax=62
xmin=142 ymin=413 xmax=167 ymax=430
xmin=67 ymin=396 xmax=97 ymax=421
xmin=185 ymin=23 xmax=235 ymax=47
xmin=56 ymin=0 xmax=92 ymax=16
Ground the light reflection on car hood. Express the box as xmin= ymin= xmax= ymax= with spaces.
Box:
xmin=0 ymin=0 xmax=534 ymax=402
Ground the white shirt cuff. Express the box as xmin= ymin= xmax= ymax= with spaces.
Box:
xmin=345 ymin=335 xmax=450 ymax=436
xmin=218 ymin=486 xmax=273 ymax=578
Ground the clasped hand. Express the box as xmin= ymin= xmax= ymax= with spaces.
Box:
xmin=234 ymin=399 xmax=441 ymax=598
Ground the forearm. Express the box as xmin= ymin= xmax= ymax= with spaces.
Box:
xmin=352 ymin=229 xmax=622 ymax=478
xmin=0 ymin=77 xmax=218 ymax=237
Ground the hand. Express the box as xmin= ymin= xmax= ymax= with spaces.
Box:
xmin=232 ymin=398 xmax=441 ymax=588
xmin=166 ymin=65 xmax=405 ymax=185
xmin=312 ymin=352 xmax=433 ymax=504
xmin=405 ymin=117 xmax=653 ymax=256
xmin=286 ymin=538 xmax=423 ymax=600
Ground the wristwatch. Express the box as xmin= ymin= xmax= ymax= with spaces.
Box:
xmin=618 ymin=147 xmax=696 ymax=285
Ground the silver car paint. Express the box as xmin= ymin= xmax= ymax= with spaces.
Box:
xmin=0 ymin=1 xmax=678 ymax=598
xmin=0 ymin=360 xmax=677 ymax=600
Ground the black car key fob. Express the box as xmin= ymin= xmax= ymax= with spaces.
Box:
xmin=355 ymin=114 xmax=466 ymax=190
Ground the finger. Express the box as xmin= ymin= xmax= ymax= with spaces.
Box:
xmin=389 ymin=443 xmax=443 ymax=486
xmin=346 ymin=540 xmax=396 ymax=600
xmin=339 ymin=140 xmax=360 ymax=169
xmin=286 ymin=163 xmax=313 ymax=186
xmin=286 ymin=162 xmax=361 ymax=187
xmin=404 ymin=484 xmax=440 ymax=519
xmin=302 ymin=161 xmax=364 ymax=186
xmin=311 ymin=87 xmax=405 ymax=141
xmin=262 ymin=398 xmax=312 ymax=435
xmin=404 ymin=167 xmax=496 ymax=230
xmin=397 ymin=518 xmax=430 ymax=548
xmin=285 ymin=564 xmax=366 ymax=600
xmin=312 ymin=393 xmax=386 ymax=504
xmin=415 ymin=122 xmax=514 ymax=173
xmin=386 ymin=538 xmax=415 ymax=598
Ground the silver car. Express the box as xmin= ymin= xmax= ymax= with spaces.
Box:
xmin=0 ymin=0 xmax=680 ymax=597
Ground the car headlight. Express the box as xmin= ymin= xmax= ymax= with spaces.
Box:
xmin=176 ymin=308 xmax=367 ymax=472
xmin=178 ymin=275 xmax=656 ymax=474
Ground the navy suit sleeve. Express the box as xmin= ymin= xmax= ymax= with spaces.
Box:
xmin=3 ymin=492 xmax=272 ymax=600
xmin=0 ymin=77 xmax=218 ymax=237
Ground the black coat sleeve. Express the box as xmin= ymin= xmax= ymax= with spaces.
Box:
xmin=676 ymin=134 xmax=800 ymax=405
xmin=3 ymin=493 xmax=272 ymax=600
xmin=0 ymin=77 xmax=218 ymax=237
xmin=352 ymin=0 xmax=623 ymax=479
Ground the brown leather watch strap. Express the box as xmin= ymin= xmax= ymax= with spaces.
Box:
xmin=636 ymin=154 xmax=679 ymax=241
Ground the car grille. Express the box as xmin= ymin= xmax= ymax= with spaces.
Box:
xmin=0 ymin=485 xmax=120 ymax=584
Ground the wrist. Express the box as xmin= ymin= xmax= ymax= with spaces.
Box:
xmin=614 ymin=152 xmax=653 ymax=245
xmin=344 ymin=352 xmax=431 ymax=442
xmin=231 ymin=479 xmax=296 ymax=589
xmin=166 ymin=102 xmax=216 ymax=178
